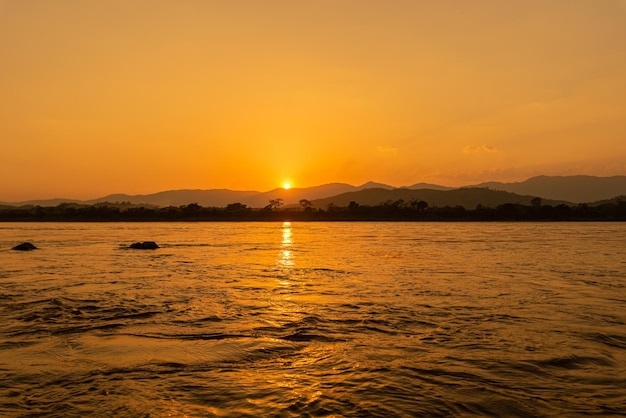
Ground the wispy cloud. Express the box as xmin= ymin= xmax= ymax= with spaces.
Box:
xmin=463 ymin=144 xmax=498 ymax=153
xmin=377 ymin=145 xmax=399 ymax=156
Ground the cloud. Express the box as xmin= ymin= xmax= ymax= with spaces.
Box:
xmin=463 ymin=144 xmax=498 ymax=153
xmin=377 ymin=145 xmax=399 ymax=156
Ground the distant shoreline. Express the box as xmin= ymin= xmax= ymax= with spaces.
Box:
xmin=1 ymin=199 xmax=625 ymax=222
xmin=1 ymin=219 xmax=625 ymax=222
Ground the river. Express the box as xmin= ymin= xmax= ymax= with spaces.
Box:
xmin=1 ymin=222 xmax=625 ymax=417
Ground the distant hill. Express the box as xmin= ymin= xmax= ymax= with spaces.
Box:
xmin=311 ymin=187 xmax=568 ymax=209
xmin=1 ymin=175 xmax=623 ymax=208
xmin=407 ymin=182 xmax=454 ymax=191
xmin=357 ymin=181 xmax=394 ymax=190
xmin=82 ymin=183 xmax=360 ymax=208
xmin=0 ymin=198 xmax=81 ymax=207
xmin=472 ymin=175 xmax=626 ymax=203
xmin=86 ymin=189 xmax=259 ymax=208
xmin=588 ymin=195 xmax=626 ymax=206
xmin=0 ymin=183 xmax=370 ymax=208
xmin=243 ymin=182 xmax=395 ymax=208
xmin=244 ymin=183 xmax=358 ymax=207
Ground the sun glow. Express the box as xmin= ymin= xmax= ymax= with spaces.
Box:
xmin=283 ymin=183 xmax=291 ymax=190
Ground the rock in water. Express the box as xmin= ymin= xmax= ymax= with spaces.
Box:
xmin=129 ymin=241 xmax=159 ymax=249
xmin=12 ymin=242 xmax=37 ymax=251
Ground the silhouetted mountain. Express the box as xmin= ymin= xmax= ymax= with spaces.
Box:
xmin=407 ymin=182 xmax=454 ymax=191
xmin=244 ymin=183 xmax=357 ymax=208
xmin=311 ymin=187 xmax=567 ymax=209
xmin=1 ymin=175 xmax=623 ymax=208
xmin=86 ymin=189 xmax=259 ymax=207
xmin=588 ymin=195 xmax=626 ymax=206
xmin=87 ymin=183 xmax=359 ymax=208
xmin=472 ymin=175 xmax=626 ymax=203
xmin=0 ymin=198 xmax=81 ymax=207
xmin=357 ymin=181 xmax=394 ymax=190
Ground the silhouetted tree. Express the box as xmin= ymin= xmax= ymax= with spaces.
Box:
xmin=226 ymin=202 xmax=248 ymax=211
xmin=266 ymin=198 xmax=283 ymax=211
xmin=184 ymin=203 xmax=201 ymax=212
xmin=531 ymin=197 xmax=542 ymax=208
xmin=4 ymin=196 xmax=626 ymax=222
xmin=554 ymin=204 xmax=572 ymax=218
xmin=299 ymin=199 xmax=312 ymax=211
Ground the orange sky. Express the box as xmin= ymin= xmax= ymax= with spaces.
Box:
xmin=1 ymin=0 xmax=625 ymax=201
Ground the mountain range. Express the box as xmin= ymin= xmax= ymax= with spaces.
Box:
xmin=1 ymin=175 xmax=624 ymax=209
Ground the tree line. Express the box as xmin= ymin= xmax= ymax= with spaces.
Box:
xmin=0 ymin=197 xmax=624 ymax=221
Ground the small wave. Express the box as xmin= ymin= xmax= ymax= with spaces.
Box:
xmin=310 ymin=267 xmax=354 ymax=275
xmin=533 ymin=355 xmax=615 ymax=369
xmin=52 ymin=322 xmax=126 ymax=335
xmin=130 ymin=332 xmax=246 ymax=341
xmin=168 ymin=243 xmax=236 ymax=248
xmin=583 ymin=332 xmax=626 ymax=349
xmin=173 ymin=315 xmax=223 ymax=324
xmin=279 ymin=331 xmax=343 ymax=342
xmin=0 ymin=340 xmax=38 ymax=351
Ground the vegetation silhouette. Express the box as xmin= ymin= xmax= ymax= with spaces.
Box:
xmin=0 ymin=197 xmax=624 ymax=221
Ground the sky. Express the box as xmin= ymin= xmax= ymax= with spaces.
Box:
xmin=1 ymin=0 xmax=626 ymax=201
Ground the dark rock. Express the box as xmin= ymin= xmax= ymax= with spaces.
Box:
xmin=12 ymin=242 xmax=37 ymax=251
xmin=129 ymin=241 xmax=159 ymax=249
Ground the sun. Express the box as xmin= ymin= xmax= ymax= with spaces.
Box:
xmin=283 ymin=183 xmax=291 ymax=190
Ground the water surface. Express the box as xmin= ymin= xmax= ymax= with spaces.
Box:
xmin=1 ymin=222 xmax=625 ymax=417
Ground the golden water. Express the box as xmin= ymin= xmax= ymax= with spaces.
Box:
xmin=1 ymin=222 xmax=625 ymax=417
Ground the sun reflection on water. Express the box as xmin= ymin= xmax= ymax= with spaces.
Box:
xmin=278 ymin=222 xmax=294 ymax=271
xmin=272 ymin=222 xmax=332 ymax=407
